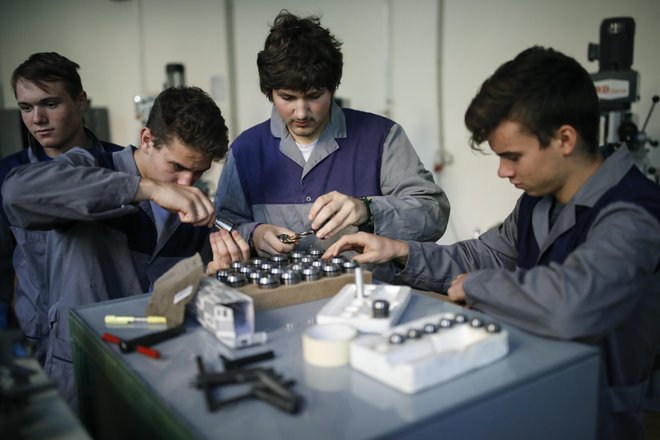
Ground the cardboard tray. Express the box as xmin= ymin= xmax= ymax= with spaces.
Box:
xmin=237 ymin=271 xmax=372 ymax=311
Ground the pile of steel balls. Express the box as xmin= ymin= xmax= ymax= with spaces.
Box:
xmin=387 ymin=314 xmax=502 ymax=345
xmin=216 ymin=249 xmax=359 ymax=289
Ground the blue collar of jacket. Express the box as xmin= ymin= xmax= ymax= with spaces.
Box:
xmin=113 ymin=144 xmax=141 ymax=176
xmin=27 ymin=127 xmax=109 ymax=163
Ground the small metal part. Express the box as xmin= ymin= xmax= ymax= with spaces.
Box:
xmin=321 ymin=263 xmax=342 ymax=278
xmin=277 ymin=234 xmax=297 ymax=244
xmin=231 ymin=261 xmax=244 ymax=271
xmin=355 ymin=265 xmax=365 ymax=299
xmin=469 ymin=318 xmax=484 ymax=328
xmin=280 ymin=270 xmax=301 ymax=285
xmin=271 ymin=254 xmax=289 ymax=266
xmin=215 ymin=269 xmax=232 ymax=283
xmin=239 ymin=265 xmax=252 ymax=275
xmin=300 ymin=256 xmax=315 ymax=266
xmin=226 ymin=273 xmax=247 ymax=288
xmin=372 ymin=299 xmax=390 ymax=318
xmin=423 ymin=323 xmax=438 ymax=334
xmin=259 ymin=262 xmax=275 ymax=272
xmin=330 ymin=256 xmax=346 ymax=266
xmin=388 ymin=333 xmax=406 ymax=345
xmin=485 ymin=322 xmax=502 ymax=333
xmin=289 ymin=263 xmax=305 ymax=272
xmin=290 ymin=251 xmax=306 ymax=262
xmin=214 ymin=218 xmax=235 ymax=232
xmin=250 ymin=257 xmax=267 ymax=268
xmin=301 ymin=266 xmax=322 ymax=281
xmin=406 ymin=328 xmax=423 ymax=339
xmin=454 ymin=314 xmax=468 ymax=324
xmin=269 ymin=266 xmax=285 ymax=278
xmin=257 ymin=274 xmax=279 ymax=289
xmin=308 ymin=248 xmax=324 ymax=258
xmin=277 ymin=230 xmax=316 ymax=244
xmin=310 ymin=259 xmax=324 ymax=269
xmin=249 ymin=270 xmax=266 ymax=284
xmin=438 ymin=317 xmax=455 ymax=328
xmin=341 ymin=259 xmax=358 ymax=273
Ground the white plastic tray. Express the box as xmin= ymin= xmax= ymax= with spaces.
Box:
xmin=316 ymin=283 xmax=411 ymax=333
xmin=350 ymin=312 xmax=509 ymax=393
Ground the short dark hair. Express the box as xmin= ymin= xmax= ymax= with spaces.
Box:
xmin=465 ymin=46 xmax=600 ymax=154
xmin=11 ymin=52 xmax=83 ymax=100
xmin=257 ymin=10 xmax=343 ymax=100
xmin=147 ymin=86 xmax=229 ymax=162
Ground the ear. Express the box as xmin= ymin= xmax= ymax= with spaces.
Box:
xmin=555 ymin=125 xmax=578 ymax=157
xmin=77 ymin=91 xmax=88 ymax=112
xmin=139 ymin=127 xmax=155 ymax=154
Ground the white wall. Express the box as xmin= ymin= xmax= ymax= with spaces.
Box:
xmin=1 ymin=0 xmax=659 ymax=244
xmin=439 ymin=0 xmax=660 ymax=242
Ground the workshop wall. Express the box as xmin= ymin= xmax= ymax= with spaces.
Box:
xmin=0 ymin=0 xmax=658 ymax=243
xmin=439 ymin=0 xmax=660 ymax=242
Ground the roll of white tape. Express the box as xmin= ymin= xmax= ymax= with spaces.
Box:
xmin=303 ymin=324 xmax=357 ymax=367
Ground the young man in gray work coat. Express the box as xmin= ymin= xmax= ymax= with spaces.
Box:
xmin=2 ymin=86 xmax=245 ymax=409
xmin=0 ymin=52 xmax=122 ymax=357
xmin=215 ymin=10 xmax=450 ymax=257
xmin=324 ymin=47 xmax=660 ymax=439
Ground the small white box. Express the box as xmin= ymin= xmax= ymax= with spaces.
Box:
xmin=187 ymin=277 xmax=266 ymax=348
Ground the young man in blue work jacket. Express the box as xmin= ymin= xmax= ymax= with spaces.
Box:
xmin=0 ymin=52 xmax=122 ymax=358
xmin=215 ymin=10 xmax=450 ymax=257
xmin=2 ymin=85 xmax=245 ymax=410
xmin=323 ymin=46 xmax=660 ymax=440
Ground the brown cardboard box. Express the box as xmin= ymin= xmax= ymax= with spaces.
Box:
xmin=237 ymin=271 xmax=372 ymax=311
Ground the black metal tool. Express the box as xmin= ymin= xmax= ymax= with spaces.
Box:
xmin=221 ymin=350 xmax=275 ymax=370
xmin=119 ymin=324 xmax=186 ymax=353
xmin=192 ymin=367 xmax=275 ymax=388
xmin=193 ymin=356 xmax=303 ymax=414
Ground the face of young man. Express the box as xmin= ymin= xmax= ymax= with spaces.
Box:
xmin=137 ymin=128 xmax=211 ymax=186
xmin=14 ymin=79 xmax=87 ymax=155
xmin=271 ymin=88 xmax=333 ymax=144
xmin=488 ymin=120 xmax=569 ymax=200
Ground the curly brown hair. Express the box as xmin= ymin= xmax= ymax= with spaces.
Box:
xmin=257 ymin=10 xmax=343 ymax=100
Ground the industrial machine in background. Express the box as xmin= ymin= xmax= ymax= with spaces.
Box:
xmin=134 ymin=62 xmax=185 ymax=126
xmin=588 ymin=16 xmax=658 ymax=182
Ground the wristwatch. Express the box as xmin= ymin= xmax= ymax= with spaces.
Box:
xmin=359 ymin=196 xmax=374 ymax=227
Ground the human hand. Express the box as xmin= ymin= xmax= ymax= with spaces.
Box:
xmin=447 ymin=273 xmax=468 ymax=302
xmin=136 ymin=179 xmax=215 ymax=227
xmin=206 ymin=229 xmax=250 ymax=275
xmin=308 ymin=191 xmax=368 ymax=239
xmin=322 ymin=232 xmax=409 ymax=265
xmin=252 ymin=223 xmax=296 ymax=257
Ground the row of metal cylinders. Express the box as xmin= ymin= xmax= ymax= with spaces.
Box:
xmin=216 ymin=251 xmax=359 ymax=289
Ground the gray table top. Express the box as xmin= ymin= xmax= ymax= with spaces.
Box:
xmin=72 ymin=292 xmax=599 ymax=439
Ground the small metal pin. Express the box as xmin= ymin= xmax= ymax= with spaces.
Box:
xmin=214 ymin=218 xmax=235 ymax=232
xmin=354 ymin=264 xmax=364 ymax=299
